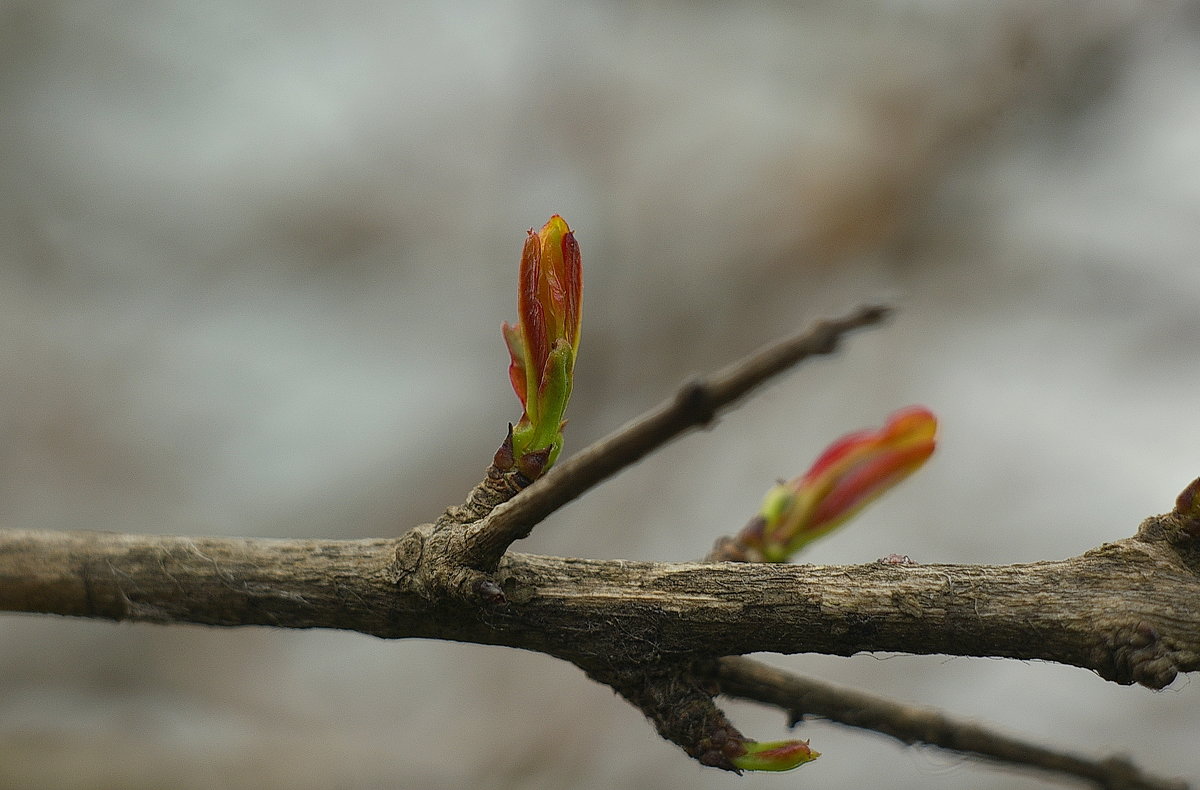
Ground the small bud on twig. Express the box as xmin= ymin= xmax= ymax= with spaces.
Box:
xmin=500 ymin=215 xmax=582 ymax=479
xmin=738 ymin=406 xmax=937 ymax=562
xmin=730 ymin=738 xmax=820 ymax=772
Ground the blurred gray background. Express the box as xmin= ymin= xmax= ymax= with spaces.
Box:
xmin=2 ymin=1 xmax=1199 ymax=788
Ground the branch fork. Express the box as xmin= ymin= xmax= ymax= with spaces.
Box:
xmin=381 ymin=306 xmax=891 ymax=771
xmin=2 ymin=306 xmax=1194 ymax=789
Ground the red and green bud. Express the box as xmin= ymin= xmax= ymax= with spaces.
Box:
xmin=740 ymin=406 xmax=937 ymax=562
xmin=730 ymin=738 xmax=820 ymax=772
xmin=1175 ymin=477 xmax=1200 ymax=521
xmin=499 ymin=215 xmax=582 ymax=479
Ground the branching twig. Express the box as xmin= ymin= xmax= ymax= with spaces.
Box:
xmin=461 ymin=304 xmax=890 ymax=569
xmin=701 ymin=523 xmax=1188 ymax=789
xmin=715 ymin=657 xmax=1185 ymax=790
xmin=2 ymin=305 xmax=1198 ymax=787
xmin=6 ymin=527 xmax=1196 ymax=784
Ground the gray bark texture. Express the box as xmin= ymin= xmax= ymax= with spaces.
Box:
xmin=1 ymin=309 xmax=1194 ymax=789
xmin=2 ymin=517 xmax=1198 ymax=689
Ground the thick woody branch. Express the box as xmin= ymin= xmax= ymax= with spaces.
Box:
xmin=4 ymin=519 xmax=1199 ymax=691
xmin=700 ymin=522 xmax=1188 ymax=789
xmin=4 ymin=302 xmax=1197 ymax=785
xmin=459 ymin=304 xmax=890 ymax=569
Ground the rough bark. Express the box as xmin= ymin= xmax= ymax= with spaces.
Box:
xmin=1 ymin=307 xmax=1193 ymax=788
xmin=2 ymin=517 xmax=1198 ymax=691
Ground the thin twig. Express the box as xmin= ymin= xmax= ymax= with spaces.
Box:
xmin=716 ymin=657 xmax=1186 ymax=790
xmin=461 ymin=304 xmax=891 ymax=569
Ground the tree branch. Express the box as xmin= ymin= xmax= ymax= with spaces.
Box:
xmin=701 ymin=511 xmax=1190 ymax=789
xmin=4 ymin=519 xmax=1199 ymax=688
xmin=460 ymin=304 xmax=890 ymax=569
xmin=715 ymin=657 xmax=1186 ymax=790
xmin=4 ymin=305 xmax=1197 ymax=785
